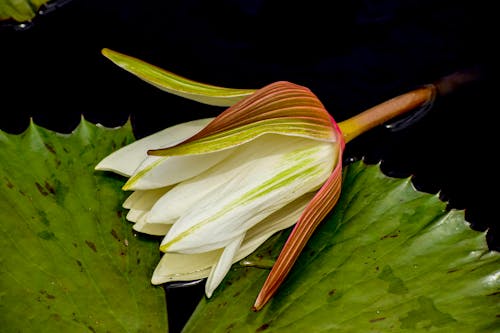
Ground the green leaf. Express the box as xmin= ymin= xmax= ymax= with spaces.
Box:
xmin=184 ymin=160 xmax=500 ymax=332
xmin=0 ymin=0 xmax=49 ymax=22
xmin=0 ymin=119 xmax=168 ymax=332
xmin=101 ymin=48 xmax=256 ymax=107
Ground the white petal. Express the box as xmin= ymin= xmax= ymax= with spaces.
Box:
xmin=122 ymin=188 xmax=171 ymax=224
xmin=239 ymin=193 xmax=313 ymax=254
xmin=124 ymin=148 xmax=232 ymax=190
xmin=133 ymin=214 xmax=173 ymax=235
xmin=150 ymin=194 xmax=312 ymax=284
xmin=95 ymin=118 xmax=213 ymax=176
xmin=151 ymin=249 xmax=222 ymax=284
xmin=126 ymin=209 xmax=146 ymax=223
xmin=123 ymin=189 xmax=178 ymax=234
xmin=123 ymin=187 xmax=171 ymax=210
xmin=161 ymin=134 xmax=339 ymax=253
xmin=147 ymin=149 xmax=241 ymax=223
xmin=205 ymin=233 xmax=245 ymax=298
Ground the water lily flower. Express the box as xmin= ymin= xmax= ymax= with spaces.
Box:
xmin=96 ymin=78 xmax=345 ymax=299
xmin=96 ymin=48 xmax=472 ymax=310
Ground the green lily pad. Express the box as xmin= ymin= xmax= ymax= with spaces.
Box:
xmin=184 ymin=160 xmax=500 ymax=332
xmin=0 ymin=119 xmax=168 ymax=332
xmin=2 ymin=119 xmax=498 ymax=332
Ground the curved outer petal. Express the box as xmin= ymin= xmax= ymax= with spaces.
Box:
xmin=148 ymin=81 xmax=337 ymax=157
xmin=95 ymin=118 xmax=213 ymax=176
xmin=101 ymin=48 xmax=256 ymax=107
xmin=253 ymin=117 xmax=345 ymax=310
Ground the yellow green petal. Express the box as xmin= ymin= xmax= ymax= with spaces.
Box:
xmin=101 ymin=48 xmax=255 ymax=106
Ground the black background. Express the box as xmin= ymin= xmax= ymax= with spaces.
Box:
xmin=1 ymin=1 xmax=496 ymax=332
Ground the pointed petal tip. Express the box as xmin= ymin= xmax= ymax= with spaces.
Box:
xmin=252 ymin=268 xmax=283 ymax=311
xmin=94 ymin=157 xmax=110 ymax=171
xmin=252 ymin=299 xmax=265 ymax=312
xmin=151 ymin=273 xmax=165 ymax=285
xmin=251 ymin=279 xmax=277 ymax=311
xmin=250 ymin=160 xmax=344 ymax=311
xmin=204 ymin=286 xmax=214 ymax=299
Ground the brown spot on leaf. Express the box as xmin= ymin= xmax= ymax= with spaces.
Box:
xmin=328 ymin=289 xmax=336 ymax=296
xmin=85 ymin=240 xmax=97 ymax=252
xmin=487 ymin=291 xmax=500 ymax=296
xmin=44 ymin=143 xmax=56 ymax=154
xmin=45 ymin=181 xmax=56 ymax=194
xmin=76 ymin=260 xmax=84 ymax=272
xmin=40 ymin=290 xmax=55 ymax=299
xmin=217 ymin=301 xmax=228 ymax=308
xmin=111 ymin=229 xmax=120 ymax=241
xmin=256 ymin=323 xmax=270 ymax=332
xmin=369 ymin=317 xmax=386 ymax=323
xmin=36 ymin=182 xmax=48 ymax=196
xmin=44 ymin=181 xmax=55 ymax=195
xmin=380 ymin=233 xmax=399 ymax=240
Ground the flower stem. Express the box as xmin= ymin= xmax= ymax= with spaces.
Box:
xmin=338 ymin=68 xmax=481 ymax=143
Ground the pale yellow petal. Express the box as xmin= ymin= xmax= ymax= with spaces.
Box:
xmin=123 ymin=149 xmax=232 ymax=190
xmin=133 ymin=215 xmax=173 ymax=236
xmin=150 ymin=194 xmax=312 ymax=284
xmin=151 ymin=249 xmax=222 ymax=284
xmin=95 ymin=118 xmax=213 ymax=176
xmin=123 ymin=187 xmax=172 ymax=210
xmin=160 ymin=134 xmax=338 ymax=253
xmin=205 ymin=234 xmax=245 ymax=297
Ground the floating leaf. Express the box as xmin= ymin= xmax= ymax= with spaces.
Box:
xmin=0 ymin=119 xmax=168 ymax=332
xmin=2 ymin=119 xmax=497 ymax=332
xmin=0 ymin=0 xmax=49 ymax=22
xmin=184 ymin=160 xmax=500 ymax=332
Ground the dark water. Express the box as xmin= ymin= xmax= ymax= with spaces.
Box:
xmin=1 ymin=1 xmax=496 ymax=332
